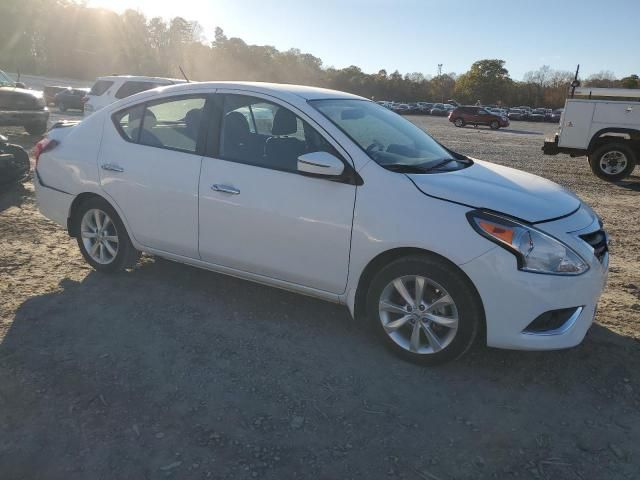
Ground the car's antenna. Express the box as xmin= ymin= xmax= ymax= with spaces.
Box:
xmin=570 ymin=64 xmax=580 ymax=98
xmin=179 ymin=66 xmax=190 ymax=83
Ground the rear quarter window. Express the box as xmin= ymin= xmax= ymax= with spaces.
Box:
xmin=112 ymin=104 xmax=145 ymax=142
xmin=90 ymin=80 xmax=114 ymax=96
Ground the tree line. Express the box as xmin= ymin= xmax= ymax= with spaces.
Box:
xmin=1 ymin=0 xmax=638 ymax=108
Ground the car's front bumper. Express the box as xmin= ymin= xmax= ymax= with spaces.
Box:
xmin=459 ymin=208 xmax=608 ymax=350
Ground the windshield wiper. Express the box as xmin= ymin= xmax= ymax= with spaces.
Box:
xmin=383 ymin=164 xmax=431 ymax=173
xmin=422 ymin=158 xmax=458 ymax=172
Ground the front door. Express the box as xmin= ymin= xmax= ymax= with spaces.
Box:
xmin=99 ymin=94 xmax=208 ymax=258
xmin=198 ymin=93 xmax=356 ymax=294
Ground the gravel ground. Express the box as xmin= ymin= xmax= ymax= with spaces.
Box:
xmin=0 ymin=113 xmax=639 ymax=480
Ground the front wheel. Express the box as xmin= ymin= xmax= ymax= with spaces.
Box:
xmin=366 ymin=255 xmax=482 ymax=365
xmin=75 ymin=197 xmax=140 ymax=272
xmin=589 ymin=142 xmax=636 ymax=181
xmin=454 ymin=118 xmax=465 ymax=127
xmin=489 ymin=120 xmax=500 ymax=130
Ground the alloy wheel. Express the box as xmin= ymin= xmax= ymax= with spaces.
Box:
xmin=378 ymin=275 xmax=459 ymax=354
xmin=80 ymin=208 xmax=119 ymax=265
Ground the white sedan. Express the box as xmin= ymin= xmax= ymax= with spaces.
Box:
xmin=34 ymin=82 xmax=609 ymax=364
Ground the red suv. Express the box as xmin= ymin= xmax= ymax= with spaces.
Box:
xmin=448 ymin=106 xmax=509 ymax=130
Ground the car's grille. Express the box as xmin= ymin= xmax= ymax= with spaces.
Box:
xmin=580 ymin=229 xmax=608 ymax=263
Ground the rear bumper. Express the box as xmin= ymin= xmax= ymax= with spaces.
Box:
xmin=34 ymin=171 xmax=73 ymax=228
xmin=542 ymin=134 xmax=560 ymax=155
xmin=542 ymin=134 xmax=587 ymax=157
xmin=0 ymin=109 xmax=49 ymax=126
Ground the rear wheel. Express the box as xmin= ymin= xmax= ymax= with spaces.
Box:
xmin=454 ymin=118 xmax=465 ymax=127
xmin=489 ymin=120 xmax=500 ymax=130
xmin=589 ymin=142 xmax=636 ymax=182
xmin=75 ymin=197 xmax=139 ymax=273
xmin=366 ymin=255 xmax=482 ymax=365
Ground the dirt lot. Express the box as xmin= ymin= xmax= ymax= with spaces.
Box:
xmin=0 ymin=113 xmax=639 ymax=479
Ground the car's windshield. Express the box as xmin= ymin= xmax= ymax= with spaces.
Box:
xmin=0 ymin=69 xmax=16 ymax=87
xmin=310 ymin=99 xmax=468 ymax=172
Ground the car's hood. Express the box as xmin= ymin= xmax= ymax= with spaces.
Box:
xmin=408 ymin=159 xmax=581 ymax=223
xmin=0 ymin=86 xmax=44 ymax=109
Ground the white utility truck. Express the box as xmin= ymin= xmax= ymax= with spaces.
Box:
xmin=543 ymin=87 xmax=640 ymax=181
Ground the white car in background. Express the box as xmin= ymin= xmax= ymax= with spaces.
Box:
xmin=33 ymin=82 xmax=608 ymax=365
xmin=83 ymin=75 xmax=186 ymax=116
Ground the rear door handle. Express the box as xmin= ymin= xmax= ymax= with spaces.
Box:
xmin=101 ymin=163 xmax=124 ymax=173
xmin=211 ymin=184 xmax=240 ymax=195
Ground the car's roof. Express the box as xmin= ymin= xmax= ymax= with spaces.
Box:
xmin=174 ymin=81 xmax=364 ymax=101
xmin=97 ymin=75 xmax=187 ymax=84
xmin=104 ymin=81 xmax=368 ymax=114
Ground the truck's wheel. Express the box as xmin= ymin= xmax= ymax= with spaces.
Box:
xmin=589 ymin=142 xmax=636 ymax=182
xmin=25 ymin=121 xmax=48 ymax=136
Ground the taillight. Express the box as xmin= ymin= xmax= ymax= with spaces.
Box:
xmin=33 ymin=138 xmax=58 ymax=167
xmin=81 ymin=96 xmax=89 ymax=103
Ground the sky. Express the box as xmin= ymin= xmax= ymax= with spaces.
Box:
xmin=87 ymin=0 xmax=639 ymax=80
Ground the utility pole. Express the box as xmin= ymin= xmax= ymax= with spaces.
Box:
xmin=437 ymin=64 xmax=443 ymax=103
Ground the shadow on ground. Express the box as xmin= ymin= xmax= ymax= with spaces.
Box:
xmin=1 ymin=258 xmax=638 ymax=479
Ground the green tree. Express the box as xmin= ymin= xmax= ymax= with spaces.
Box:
xmin=455 ymin=59 xmax=511 ymax=104
xmin=620 ymin=74 xmax=639 ymax=89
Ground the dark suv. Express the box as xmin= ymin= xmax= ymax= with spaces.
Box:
xmin=0 ymin=69 xmax=49 ymax=135
xmin=448 ymin=106 xmax=509 ymax=130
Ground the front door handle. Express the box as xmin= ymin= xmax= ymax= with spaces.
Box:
xmin=101 ymin=163 xmax=124 ymax=173
xmin=211 ymin=184 xmax=240 ymax=195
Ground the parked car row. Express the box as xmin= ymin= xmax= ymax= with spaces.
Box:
xmin=377 ymin=99 xmax=562 ymax=123
xmin=506 ymin=106 xmax=563 ymax=122
xmin=377 ymin=101 xmax=458 ymax=116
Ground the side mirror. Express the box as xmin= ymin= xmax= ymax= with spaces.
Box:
xmin=297 ymin=151 xmax=345 ymax=177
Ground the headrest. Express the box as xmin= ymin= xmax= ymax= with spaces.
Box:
xmin=185 ymin=108 xmax=202 ymax=129
xmin=224 ymin=111 xmax=250 ymax=139
xmin=271 ymin=108 xmax=298 ymax=136
xmin=142 ymin=109 xmax=157 ymax=129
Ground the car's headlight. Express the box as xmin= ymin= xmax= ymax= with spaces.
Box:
xmin=467 ymin=211 xmax=589 ymax=275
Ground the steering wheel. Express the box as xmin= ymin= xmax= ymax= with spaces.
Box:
xmin=366 ymin=140 xmax=385 ymax=154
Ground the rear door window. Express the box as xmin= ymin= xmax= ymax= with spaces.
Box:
xmin=138 ymin=96 xmax=207 ymax=153
xmin=89 ymin=80 xmax=114 ymax=96
xmin=115 ymin=81 xmax=161 ymax=100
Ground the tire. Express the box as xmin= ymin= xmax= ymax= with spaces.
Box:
xmin=0 ymin=144 xmax=30 ymax=185
xmin=589 ymin=142 xmax=637 ymax=182
xmin=74 ymin=197 xmax=140 ymax=273
xmin=454 ymin=118 xmax=465 ymax=127
xmin=365 ymin=254 xmax=482 ymax=366
xmin=24 ymin=121 xmax=47 ymax=136
xmin=489 ymin=120 xmax=500 ymax=130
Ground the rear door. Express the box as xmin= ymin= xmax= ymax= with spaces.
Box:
xmin=558 ymin=100 xmax=596 ymax=149
xmin=99 ymin=94 xmax=209 ymax=258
